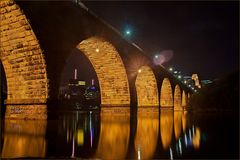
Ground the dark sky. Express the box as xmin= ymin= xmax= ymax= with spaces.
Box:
xmin=81 ymin=1 xmax=239 ymax=80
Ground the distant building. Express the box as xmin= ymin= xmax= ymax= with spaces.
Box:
xmin=192 ymin=74 xmax=201 ymax=88
xmin=68 ymin=78 xmax=86 ymax=97
xmin=201 ymin=80 xmax=212 ymax=87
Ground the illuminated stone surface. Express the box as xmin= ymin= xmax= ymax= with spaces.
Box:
xmin=1 ymin=119 xmax=47 ymax=158
xmin=174 ymin=111 xmax=182 ymax=140
xmin=101 ymin=106 xmax=130 ymax=115
xmin=0 ymin=0 xmax=48 ymax=104
xmin=188 ymin=93 xmax=191 ymax=100
xmin=134 ymin=111 xmax=159 ymax=159
xmin=96 ymin=114 xmax=130 ymax=159
xmin=5 ymin=105 xmax=47 ymax=119
xmin=182 ymin=90 xmax=187 ymax=107
xmin=174 ymin=85 xmax=182 ymax=110
xmin=77 ymin=37 xmax=130 ymax=106
xmin=192 ymin=74 xmax=201 ymax=88
xmin=160 ymin=110 xmax=173 ymax=150
xmin=160 ymin=78 xmax=173 ymax=107
xmin=135 ymin=66 xmax=159 ymax=107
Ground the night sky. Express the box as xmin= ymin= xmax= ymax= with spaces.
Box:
xmin=80 ymin=1 xmax=239 ymax=80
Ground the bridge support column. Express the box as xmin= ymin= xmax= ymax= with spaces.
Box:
xmin=5 ymin=105 xmax=47 ymax=119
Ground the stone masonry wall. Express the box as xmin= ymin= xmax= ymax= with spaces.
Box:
xmin=0 ymin=0 xmax=48 ymax=104
xmin=77 ymin=37 xmax=130 ymax=106
xmin=174 ymin=85 xmax=182 ymax=110
xmin=160 ymin=78 xmax=173 ymax=107
xmin=135 ymin=65 xmax=159 ymax=107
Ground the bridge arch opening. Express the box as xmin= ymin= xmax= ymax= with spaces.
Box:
xmin=135 ymin=66 xmax=159 ymax=107
xmin=182 ymin=90 xmax=187 ymax=107
xmin=160 ymin=78 xmax=173 ymax=108
xmin=59 ymin=49 xmax=100 ymax=106
xmin=76 ymin=37 xmax=130 ymax=106
xmin=174 ymin=85 xmax=182 ymax=110
xmin=0 ymin=0 xmax=48 ymax=119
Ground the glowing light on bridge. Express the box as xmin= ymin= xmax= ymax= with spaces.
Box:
xmin=153 ymin=50 xmax=174 ymax=65
xmin=95 ymin=48 xmax=99 ymax=52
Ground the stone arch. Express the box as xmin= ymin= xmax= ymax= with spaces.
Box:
xmin=76 ymin=37 xmax=130 ymax=106
xmin=174 ymin=85 xmax=182 ymax=110
xmin=0 ymin=0 xmax=48 ymax=118
xmin=135 ymin=66 xmax=159 ymax=107
xmin=160 ymin=78 xmax=173 ymax=107
xmin=188 ymin=92 xmax=191 ymax=100
xmin=182 ymin=90 xmax=187 ymax=107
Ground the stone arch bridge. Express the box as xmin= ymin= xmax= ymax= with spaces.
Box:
xmin=0 ymin=0 xmax=192 ymax=119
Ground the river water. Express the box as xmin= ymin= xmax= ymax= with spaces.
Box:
xmin=1 ymin=108 xmax=238 ymax=159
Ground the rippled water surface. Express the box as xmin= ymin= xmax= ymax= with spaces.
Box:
xmin=1 ymin=109 xmax=238 ymax=159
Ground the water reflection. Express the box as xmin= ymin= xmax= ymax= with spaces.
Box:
xmin=1 ymin=119 xmax=47 ymax=158
xmin=134 ymin=111 xmax=159 ymax=159
xmin=160 ymin=109 xmax=173 ymax=150
xmin=56 ymin=111 xmax=100 ymax=158
xmin=174 ymin=111 xmax=182 ymax=140
xmin=181 ymin=111 xmax=188 ymax=133
xmin=192 ymin=127 xmax=201 ymax=150
xmin=96 ymin=113 xmax=130 ymax=159
xmin=0 ymin=108 xmax=207 ymax=159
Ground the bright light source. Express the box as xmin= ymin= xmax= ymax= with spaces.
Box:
xmin=174 ymin=71 xmax=178 ymax=74
xmin=169 ymin=67 xmax=173 ymax=71
xmin=138 ymin=69 xmax=142 ymax=73
xmin=178 ymin=75 xmax=182 ymax=79
xmin=125 ymin=29 xmax=131 ymax=35
xmin=95 ymin=48 xmax=99 ymax=52
xmin=191 ymin=87 xmax=194 ymax=90
xmin=184 ymin=80 xmax=187 ymax=84
xmin=155 ymin=55 xmax=159 ymax=58
xmin=188 ymin=84 xmax=191 ymax=87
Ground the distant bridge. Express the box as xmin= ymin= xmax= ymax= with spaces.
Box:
xmin=0 ymin=0 xmax=191 ymax=119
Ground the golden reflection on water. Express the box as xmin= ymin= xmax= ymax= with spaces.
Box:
xmin=192 ymin=127 xmax=201 ymax=150
xmin=134 ymin=111 xmax=159 ymax=159
xmin=174 ymin=111 xmax=183 ymax=140
xmin=182 ymin=111 xmax=188 ymax=133
xmin=160 ymin=110 xmax=173 ymax=150
xmin=96 ymin=113 xmax=130 ymax=160
xmin=1 ymin=119 xmax=47 ymax=158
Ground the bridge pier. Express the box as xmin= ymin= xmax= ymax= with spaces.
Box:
xmin=4 ymin=104 xmax=47 ymax=120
